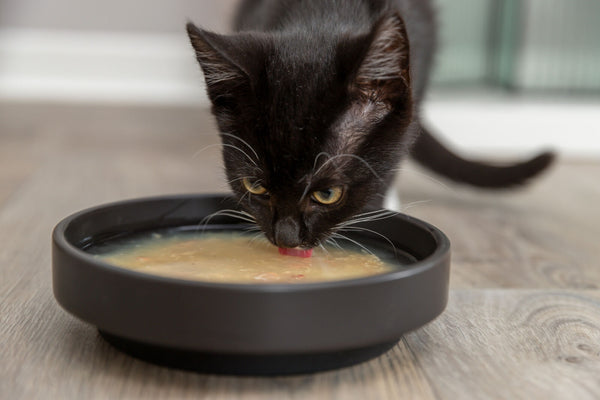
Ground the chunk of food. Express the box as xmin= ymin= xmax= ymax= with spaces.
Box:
xmin=278 ymin=247 xmax=313 ymax=258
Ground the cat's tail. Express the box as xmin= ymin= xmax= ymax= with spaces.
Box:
xmin=410 ymin=126 xmax=556 ymax=189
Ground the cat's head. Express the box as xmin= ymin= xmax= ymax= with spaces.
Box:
xmin=187 ymin=13 xmax=414 ymax=249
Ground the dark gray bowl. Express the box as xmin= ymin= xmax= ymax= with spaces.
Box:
xmin=52 ymin=194 xmax=450 ymax=375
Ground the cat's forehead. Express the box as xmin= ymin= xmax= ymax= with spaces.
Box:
xmin=252 ymin=38 xmax=344 ymax=140
xmin=268 ymin=34 xmax=336 ymax=75
xmin=262 ymin=36 xmax=338 ymax=102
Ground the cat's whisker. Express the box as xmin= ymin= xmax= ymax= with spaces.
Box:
xmin=314 ymin=153 xmax=384 ymax=183
xmin=227 ymin=176 xmax=255 ymax=186
xmin=318 ymin=243 xmax=330 ymax=255
xmin=248 ymin=232 xmax=267 ymax=245
xmin=331 ymin=232 xmax=375 ymax=256
xmin=191 ymin=143 xmax=222 ymax=159
xmin=220 ymin=143 xmax=259 ymax=167
xmin=220 ymin=132 xmax=260 ymax=161
xmin=297 ymin=151 xmax=334 ymax=204
xmin=209 ymin=209 xmax=256 ymax=219
xmin=243 ymin=226 xmax=263 ymax=243
xmin=348 ymin=208 xmax=389 ymax=218
xmin=229 ymin=214 xmax=257 ymax=224
xmin=401 ymin=199 xmax=432 ymax=212
xmin=237 ymin=191 xmax=250 ymax=206
xmin=298 ymin=182 xmax=312 ymax=204
xmin=198 ymin=209 xmax=257 ymax=231
xmin=297 ymin=173 xmax=309 ymax=184
xmin=338 ymin=226 xmax=397 ymax=254
xmin=325 ymin=237 xmax=343 ymax=250
xmin=347 ymin=208 xmax=395 ymax=219
xmin=356 ymin=210 xmax=392 ymax=217
xmin=348 ymin=210 xmax=397 ymax=222
xmin=203 ymin=213 xmax=257 ymax=225
xmin=241 ymin=219 xmax=261 ymax=230
xmin=339 ymin=209 xmax=398 ymax=227
xmin=231 ymin=209 xmax=256 ymax=219
xmin=312 ymin=152 xmax=331 ymax=172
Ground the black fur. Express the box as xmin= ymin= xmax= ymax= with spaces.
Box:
xmin=187 ymin=0 xmax=554 ymax=248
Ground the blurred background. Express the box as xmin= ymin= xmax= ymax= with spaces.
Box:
xmin=0 ymin=0 xmax=599 ymax=156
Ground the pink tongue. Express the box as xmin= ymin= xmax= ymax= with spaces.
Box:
xmin=278 ymin=247 xmax=313 ymax=258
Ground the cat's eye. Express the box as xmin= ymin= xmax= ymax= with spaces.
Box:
xmin=242 ymin=177 xmax=268 ymax=195
xmin=312 ymin=187 xmax=344 ymax=205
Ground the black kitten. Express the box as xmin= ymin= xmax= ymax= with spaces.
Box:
xmin=187 ymin=0 xmax=554 ymax=249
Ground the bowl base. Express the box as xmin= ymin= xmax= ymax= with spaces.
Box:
xmin=99 ymin=330 xmax=398 ymax=376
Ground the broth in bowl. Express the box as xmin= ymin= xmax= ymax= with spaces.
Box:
xmin=88 ymin=230 xmax=405 ymax=284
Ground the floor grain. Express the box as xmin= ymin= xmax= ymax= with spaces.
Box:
xmin=406 ymin=290 xmax=600 ymax=400
xmin=398 ymin=161 xmax=600 ymax=289
xmin=1 ymin=102 xmax=599 ymax=399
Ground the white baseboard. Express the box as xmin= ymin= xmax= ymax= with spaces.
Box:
xmin=423 ymin=91 xmax=600 ymax=158
xmin=1 ymin=29 xmax=598 ymax=157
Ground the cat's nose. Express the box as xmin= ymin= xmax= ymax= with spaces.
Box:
xmin=274 ymin=216 xmax=302 ymax=248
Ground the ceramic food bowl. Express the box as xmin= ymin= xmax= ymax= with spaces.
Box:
xmin=52 ymin=194 xmax=450 ymax=375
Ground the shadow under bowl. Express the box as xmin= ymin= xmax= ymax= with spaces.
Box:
xmin=52 ymin=194 xmax=450 ymax=375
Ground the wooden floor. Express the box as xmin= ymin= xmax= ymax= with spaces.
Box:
xmin=1 ymin=102 xmax=599 ymax=399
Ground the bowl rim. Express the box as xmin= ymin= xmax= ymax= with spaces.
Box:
xmin=53 ymin=193 xmax=451 ymax=293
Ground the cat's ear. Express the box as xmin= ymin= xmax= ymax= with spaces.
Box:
xmin=351 ymin=13 xmax=411 ymax=105
xmin=186 ymin=22 xmax=253 ymax=108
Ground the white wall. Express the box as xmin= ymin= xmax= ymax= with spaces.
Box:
xmin=0 ymin=0 xmax=238 ymax=32
xmin=0 ymin=0 xmax=237 ymax=103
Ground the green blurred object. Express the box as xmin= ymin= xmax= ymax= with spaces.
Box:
xmin=432 ymin=0 xmax=600 ymax=92
xmin=430 ymin=0 xmax=492 ymax=85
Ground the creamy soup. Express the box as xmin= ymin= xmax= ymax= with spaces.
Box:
xmin=90 ymin=230 xmax=400 ymax=284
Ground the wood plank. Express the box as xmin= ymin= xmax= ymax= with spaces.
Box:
xmin=0 ymin=139 xmax=38 ymax=206
xmin=405 ymin=289 xmax=600 ymax=400
xmin=0 ymin=108 xmax=43 ymax=206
